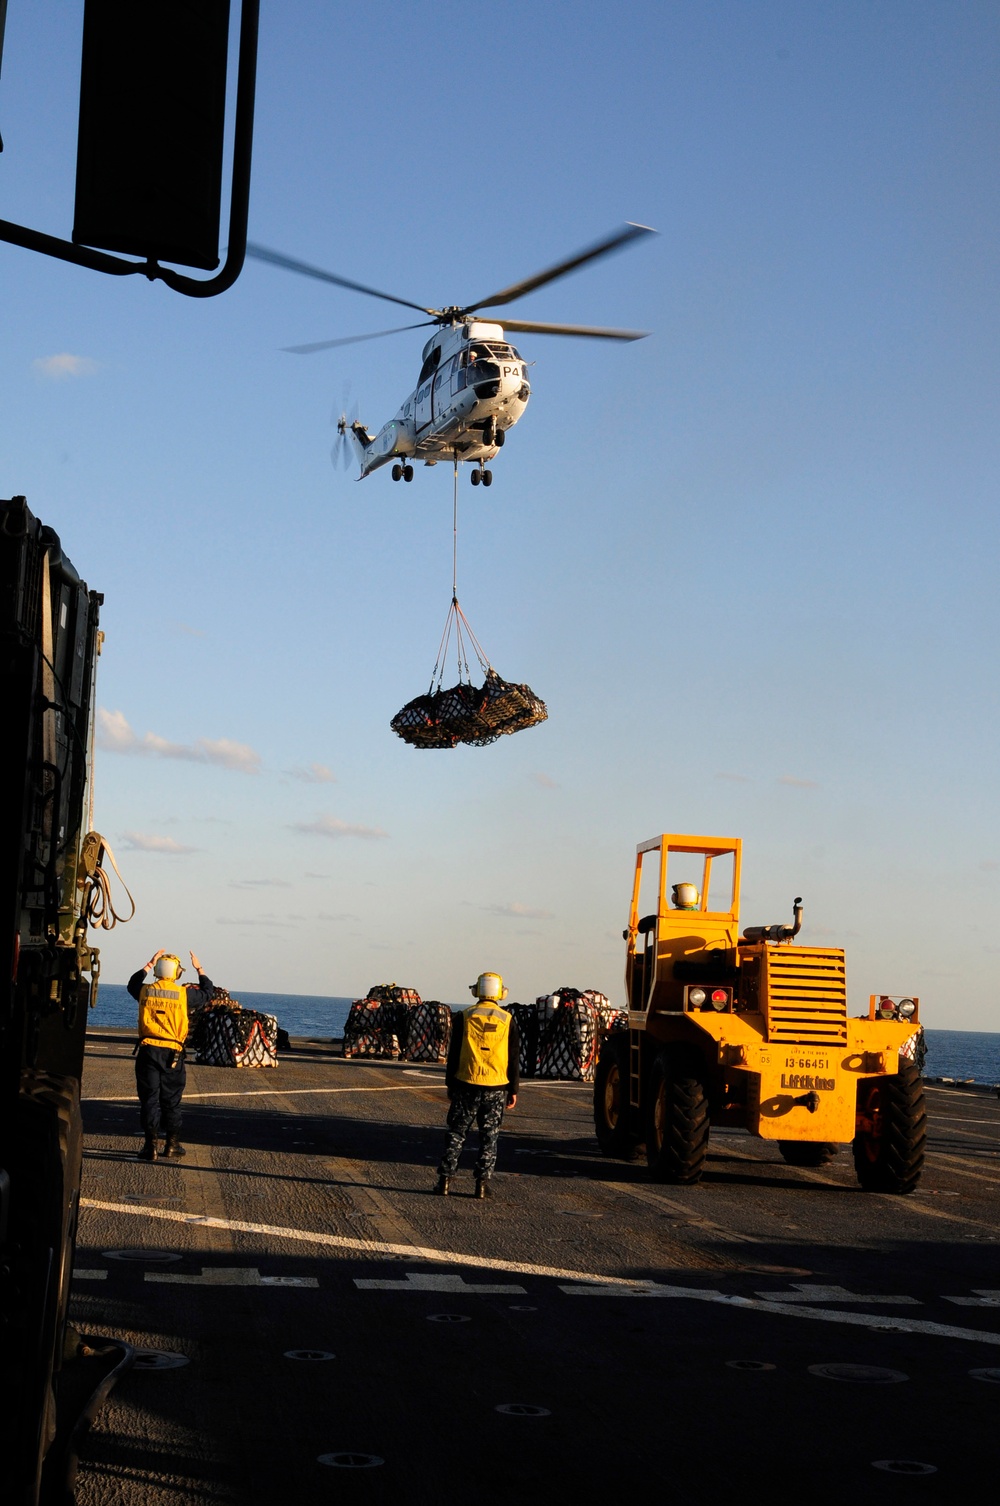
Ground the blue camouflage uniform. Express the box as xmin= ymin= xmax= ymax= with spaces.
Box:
xmin=438 ymin=1007 xmax=521 ymax=1180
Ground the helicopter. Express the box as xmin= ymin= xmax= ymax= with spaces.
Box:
xmin=246 ymin=223 xmax=656 ymax=486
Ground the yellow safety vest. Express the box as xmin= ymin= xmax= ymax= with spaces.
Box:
xmin=138 ymin=981 xmax=189 ymax=1051
xmin=456 ymin=1003 xmax=511 ymax=1088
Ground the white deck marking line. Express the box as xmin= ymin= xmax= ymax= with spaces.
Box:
xmin=145 ymin=1268 xmax=318 ymax=1288
xmin=755 ymin=1284 xmax=920 ymax=1305
xmin=74 ymin=1200 xmax=1000 ymax=1344
xmin=84 ymin=1079 xmax=587 ymax=1104
xmin=559 ymin=1283 xmax=1000 ymax=1344
xmin=83 ymin=1085 xmax=426 ymax=1103
xmin=78 ymin=1198 xmax=657 ymax=1286
xmin=355 ymin=1273 xmax=526 ymax=1294
xmin=73 ymin=1270 xmax=108 ymax=1280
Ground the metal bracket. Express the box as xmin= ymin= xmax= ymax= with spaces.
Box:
xmin=0 ymin=0 xmax=258 ymax=298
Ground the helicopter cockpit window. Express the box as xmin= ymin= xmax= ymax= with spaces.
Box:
xmin=468 ymin=344 xmax=500 ymax=381
xmin=418 ymin=347 xmax=442 ymax=385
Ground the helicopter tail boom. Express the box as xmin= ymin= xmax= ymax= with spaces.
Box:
xmin=340 ymin=415 xmax=419 ymax=478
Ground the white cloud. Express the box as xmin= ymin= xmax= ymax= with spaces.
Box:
xmin=33 ymin=353 xmax=98 ymax=379
xmin=287 ymin=762 xmax=336 ymax=784
xmin=290 ymin=813 xmax=388 ymax=840
xmin=531 ymin=772 xmax=559 ymax=789
xmin=97 ymin=709 xmax=261 ymax=774
xmin=779 ymin=775 xmax=819 ymax=789
xmin=486 ymin=901 xmax=554 ymax=921
xmin=229 ymin=878 xmax=292 ymax=889
xmin=217 ymin=916 xmax=298 ymax=928
xmin=122 ymin=831 xmax=198 ymax=854
xmin=716 ymin=771 xmax=751 ymax=783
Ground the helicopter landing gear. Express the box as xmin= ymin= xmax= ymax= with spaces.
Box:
xmin=391 ymin=463 xmax=414 ymax=482
xmin=470 ymin=467 xmax=493 ymax=487
xmin=482 ymin=469 xmax=493 ymax=487
xmin=402 ymin=464 xmax=414 ymax=482
xmin=482 ymin=416 xmax=497 ymax=447
xmin=494 ymin=426 xmax=505 ymax=447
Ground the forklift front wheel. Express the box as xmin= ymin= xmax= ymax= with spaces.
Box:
xmin=645 ymin=1048 xmax=710 ymax=1184
xmin=852 ymin=1063 xmax=926 ymax=1194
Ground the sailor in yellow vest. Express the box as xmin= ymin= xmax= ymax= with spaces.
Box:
xmin=436 ymin=972 xmax=520 ymax=1199
xmin=127 ymin=949 xmax=214 ymax=1161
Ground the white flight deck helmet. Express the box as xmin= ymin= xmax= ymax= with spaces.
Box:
xmin=671 ymin=883 xmax=700 ymax=911
xmin=154 ymin=954 xmax=183 ymax=981
xmin=469 ymin=971 xmax=508 ymax=1002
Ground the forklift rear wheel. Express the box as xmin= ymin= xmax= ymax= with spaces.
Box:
xmin=593 ymin=1034 xmax=634 ymax=1158
xmin=777 ymin=1140 xmax=839 ymax=1168
xmin=645 ymin=1049 xmax=710 ymax=1184
xmin=852 ymin=1063 xmax=926 ymax=1194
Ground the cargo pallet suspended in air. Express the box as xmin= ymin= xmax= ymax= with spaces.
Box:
xmin=391 ymin=594 xmax=547 ymax=749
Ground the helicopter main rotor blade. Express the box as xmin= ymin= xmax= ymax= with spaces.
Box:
xmin=495 ymin=317 xmax=649 ymax=341
xmin=461 ymin=222 xmax=656 ymax=314
xmin=246 ymin=242 xmax=439 ymax=316
xmin=283 ymin=321 xmax=438 ymax=354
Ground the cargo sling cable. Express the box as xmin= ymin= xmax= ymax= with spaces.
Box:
xmin=390 ymin=459 xmax=547 ymax=748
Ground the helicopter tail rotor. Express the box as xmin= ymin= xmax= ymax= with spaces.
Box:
xmin=331 ymin=415 xmax=352 ymax=470
xmin=330 ymin=384 xmax=361 ymax=471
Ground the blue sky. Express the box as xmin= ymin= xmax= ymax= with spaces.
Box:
xmin=2 ymin=2 xmax=998 ymax=1025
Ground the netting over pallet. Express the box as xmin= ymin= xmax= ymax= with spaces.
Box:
xmin=391 ymin=595 xmax=547 ymax=750
xmin=342 ymin=985 xmax=423 ymax=1059
xmin=509 ymin=989 xmax=628 ymax=1081
xmin=392 ymin=669 xmax=547 ymax=749
xmin=193 ymin=1005 xmax=279 ymax=1068
xmin=537 ymin=990 xmax=601 ymax=1081
xmin=404 ymin=1001 xmax=452 ymax=1062
xmin=342 ymin=1000 xmax=395 ymax=1058
xmin=507 ymin=1002 xmax=540 ymax=1079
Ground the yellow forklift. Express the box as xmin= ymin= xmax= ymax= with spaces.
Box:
xmin=594 ymin=833 xmax=926 ymax=1192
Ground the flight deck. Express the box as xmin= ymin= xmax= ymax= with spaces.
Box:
xmin=70 ymin=1029 xmax=998 ymax=1503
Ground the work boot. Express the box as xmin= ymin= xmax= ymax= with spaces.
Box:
xmin=434 ymin=1174 xmax=451 ymax=1196
xmin=138 ymin=1134 xmax=157 ymax=1162
xmin=474 ymin=1178 xmax=492 ymax=1200
xmin=163 ymin=1135 xmax=186 ymax=1158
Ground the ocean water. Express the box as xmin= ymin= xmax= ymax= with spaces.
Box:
xmin=87 ymin=986 xmax=1000 ymax=1083
xmin=921 ymin=1028 xmax=1000 ymax=1086
xmin=88 ymin=984 xmax=357 ymax=1039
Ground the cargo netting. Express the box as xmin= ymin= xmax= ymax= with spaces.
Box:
xmin=189 ymin=989 xmax=279 ymax=1068
xmin=391 ymin=595 xmax=547 ymax=750
xmin=342 ymin=984 xmax=424 ymax=1059
xmin=404 ymin=1001 xmax=453 ymax=1062
xmin=508 ymin=990 xmax=626 ymax=1081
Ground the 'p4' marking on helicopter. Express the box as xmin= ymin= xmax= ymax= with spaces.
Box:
xmin=247 ymin=224 xmax=656 ymax=486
